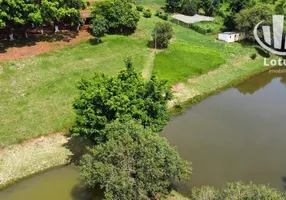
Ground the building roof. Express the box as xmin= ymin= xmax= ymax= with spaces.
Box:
xmin=172 ymin=14 xmax=215 ymax=24
xmin=221 ymin=32 xmax=238 ymax=35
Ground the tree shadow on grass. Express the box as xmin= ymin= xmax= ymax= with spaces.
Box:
xmin=146 ymin=40 xmax=167 ymax=50
xmin=108 ymin=28 xmax=135 ymax=36
xmin=254 ymin=47 xmax=270 ymax=58
xmin=0 ymin=28 xmax=79 ymax=53
xmin=88 ymin=38 xmax=103 ymax=45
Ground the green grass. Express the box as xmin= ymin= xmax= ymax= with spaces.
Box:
xmin=153 ymin=20 xmax=257 ymax=84
xmin=0 ymin=9 xmax=259 ymax=146
xmin=153 ymin=43 xmax=225 ymax=84
xmin=0 ymin=17 xmax=161 ymax=147
xmin=135 ymin=0 xmax=164 ymax=10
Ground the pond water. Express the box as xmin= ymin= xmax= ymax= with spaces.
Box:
xmin=0 ymin=68 xmax=285 ymax=199
xmin=0 ymin=166 xmax=103 ymax=200
xmin=160 ymin=68 xmax=286 ymax=192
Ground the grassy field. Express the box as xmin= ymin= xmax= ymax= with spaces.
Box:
xmin=153 ymin=43 xmax=225 ymax=84
xmin=0 ymin=5 xmax=260 ymax=146
xmin=0 ymin=16 xmax=161 ymax=146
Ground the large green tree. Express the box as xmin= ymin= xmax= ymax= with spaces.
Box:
xmin=235 ymin=4 xmax=273 ymax=40
xmin=91 ymin=0 xmax=140 ymax=32
xmin=199 ymin=0 xmax=215 ymax=16
xmin=224 ymin=0 xmax=256 ymax=30
xmin=72 ymin=59 xmax=172 ymax=142
xmin=41 ymin=0 xmax=84 ymax=31
xmin=0 ymin=0 xmax=42 ymax=39
xmin=79 ymin=121 xmax=191 ymax=200
xmin=166 ymin=0 xmax=181 ymax=12
xmin=181 ymin=0 xmax=198 ymax=16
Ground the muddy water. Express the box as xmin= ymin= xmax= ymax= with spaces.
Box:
xmin=0 ymin=166 xmax=103 ymax=200
xmin=160 ymin=68 xmax=286 ymax=192
xmin=0 ymin=68 xmax=285 ymax=199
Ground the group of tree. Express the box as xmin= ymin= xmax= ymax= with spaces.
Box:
xmin=90 ymin=0 xmax=140 ymax=39
xmin=72 ymin=59 xmax=191 ymax=199
xmin=0 ymin=0 xmax=86 ymax=39
xmin=166 ymin=0 xmax=218 ymax=16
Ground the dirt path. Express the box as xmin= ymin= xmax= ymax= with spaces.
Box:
xmin=142 ymin=49 xmax=158 ymax=80
xmin=0 ymin=133 xmax=71 ymax=189
xmin=0 ymin=30 xmax=93 ymax=61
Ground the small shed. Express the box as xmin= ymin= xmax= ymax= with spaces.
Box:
xmin=218 ymin=32 xmax=245 ymax=42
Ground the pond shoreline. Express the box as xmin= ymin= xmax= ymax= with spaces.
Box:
xmin=0 ymin=56 xmax=272 ymax=194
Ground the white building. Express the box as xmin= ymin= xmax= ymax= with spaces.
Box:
xmin=218 ymin=32 xmax=245 ymax=42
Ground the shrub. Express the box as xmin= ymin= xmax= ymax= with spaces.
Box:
xmin=72 ymin=59 xmax=172 ymax=142
xmin=190 ymin=182 xmax=286 ymax=200
xmin=250 ymin=53 xmax=257 ymax=60
xmin=161 ymin=13 xmax=169 ymax=20
xmin=143 ymin=9 xmax=152 ymax=18
xmin=156 ymin=10 xmax=169 ymax=20
xmin=90 ymin=16 xmax=108 ymax=39
xmin=136 ymin=5 xmax=144 ymax=11
xmin=155 ymin=10 xmax=162 ymax=16
xmin=79 ymin=121 xmax=191 ymax=200
xmin=152 ymin=22 xmax=173 ymax=48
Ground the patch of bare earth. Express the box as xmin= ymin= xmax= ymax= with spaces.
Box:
xmin=0 ymin=133 xmax=71 ymax=188
xmin=168 ymin=83 xmax=200 ymax=108
xmin=0 ymin=30 xmax=93 ymax=61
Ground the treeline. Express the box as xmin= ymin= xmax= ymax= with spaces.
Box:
xmin=0 ymin=0 xmax=86 ymax=39
xmin=167 ymin=0 xmax=286 ymax=40
xmin=166 ymin=0 xmax=221 ymax=16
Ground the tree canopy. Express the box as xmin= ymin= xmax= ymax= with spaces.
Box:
xmin=72 ymin=59 xmax=172 ymax=142
xmin=152 ymin=22 xmax=174 ymax=48
xmin=235 ymin=4 xmax=273 ymax=39
xmin=79 ymin=120 xmax=191 ymax=200
xmin=91 ymin=0 xmax=140 ymax=33
xmin=0 ymin=0 xmax=84 ymax=29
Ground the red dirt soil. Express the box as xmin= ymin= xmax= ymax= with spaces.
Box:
xmin=0 ymin=28 xmax=93 ymax=62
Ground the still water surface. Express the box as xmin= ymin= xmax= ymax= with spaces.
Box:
xmin=0 ymin=166 xmax=103 ymax=200
xmin=161 ymin=68 xmax=286 ymax=191
xmin=0 ymin=68 xmax=285 ymax=199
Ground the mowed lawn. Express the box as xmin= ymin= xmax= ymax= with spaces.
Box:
xmin=153 ymin=21 xmax=256 ymax=84
xmin=0 ymin=16 xmax=160 ymax=146
xmin=153 ymin=43 xmax=225 ymax=84
xmin=0 ymin=9 xmax=256 ymax=146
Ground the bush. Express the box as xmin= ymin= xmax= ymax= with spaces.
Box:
xmin=250 ymin=53 xmax=257 ymax=60
xmin=155 ymin=10 xmax=169 ymax=20
xmin=79 ymin=121 xmax=191 ymax=200
xmin=155 ymin=10 xmax=162 ymax=16
xmin=143 ymin=9 xmax=152 ymax=18
xmin=90 ymin=16 xmax=108 ymax=39
xmin=136 ymin=5 xmax=144 ymax=11
xmin=72 ymin=59 xmax=172 ymax=142
xmin=152 ymin=22 xmax=173 ymax=48
xmin=161 ymin=13 xmax=169 ymax=20
xmin=190 ymin=182 xmax=286 ymax=200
